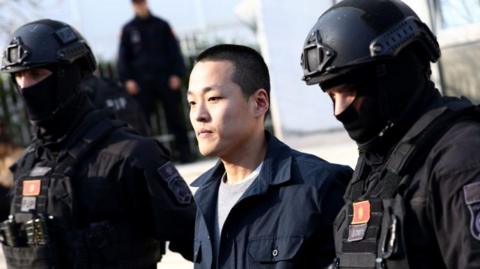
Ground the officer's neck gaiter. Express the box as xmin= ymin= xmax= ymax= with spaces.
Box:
xmin=19 ymin=64 xmax=93 ymax=143
xmin=335 ymin=94 xmax=388 ymax=145
xmin=19 ymin=73 xmax=59 ymax=123
xmin=358 ymin=51 xmax=437 ymax=154
xmin=36 ymin=92 xmax=93 ymax=147
xmin=336 ymin=50 xmax=439 ymax=154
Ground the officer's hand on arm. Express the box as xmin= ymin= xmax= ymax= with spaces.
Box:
xmin=125 ymin=79 xmax=140 ymax=95
xmin=313 ymin=165 xmax=352 ymax=268
xmin=169 ymin=75 xmax=182 ymax=91
xmin=169 ymin=232 xmax=195 ymax=261
xmin=154 ymin=158 xmax=196 ymax=261
xmin=133 ymin=140 xmax=196 ymax=261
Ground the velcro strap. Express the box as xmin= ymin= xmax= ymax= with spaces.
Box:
xmin=338 ymin=252 xmax=377 ymax=268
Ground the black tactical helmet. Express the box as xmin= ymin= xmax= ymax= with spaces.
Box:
xmin=301 ymin=0 xmax=440 ymax=87
xmin=1 ymin=19 xmax=96 ymax=75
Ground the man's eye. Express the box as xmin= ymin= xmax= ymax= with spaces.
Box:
xmin=32 ymin=71 xmax=43 ymax=77
xmin=188 ymin=101 xmax=196 ymax=106
xmin=208 ymin=97 xmax=222 ymax=102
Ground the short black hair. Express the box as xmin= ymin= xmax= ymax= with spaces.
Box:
xmin=195 ymin=44 xmax=270 ymax=98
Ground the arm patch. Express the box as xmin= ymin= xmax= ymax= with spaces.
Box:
xmin=157 ymin=162 xmax=192 ymax=205
xmin=464 ymin=181 xmax=480 ymax=240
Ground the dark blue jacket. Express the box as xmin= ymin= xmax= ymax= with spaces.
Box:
xmin=117 ymin=13 xmax=185 ymax=83
xmin=191 ymin=133 xmax=352 ymax=269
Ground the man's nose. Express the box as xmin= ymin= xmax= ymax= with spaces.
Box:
xmin=334 ymin=97 xmax=351 ymax=116
xmin=15 ymin=74 xmax=28 ymax=88
xmin=193 ymin=102 xmax=210 ymax=123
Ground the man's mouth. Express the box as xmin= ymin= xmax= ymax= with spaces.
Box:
xmin=197 ymin=129 xmax=213 ymax=138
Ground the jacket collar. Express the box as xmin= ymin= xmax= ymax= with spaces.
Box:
xmin=191 ymin=131 xmax=293 ymax=192
xmin=192 ymin=131 xmax=294 ymax=243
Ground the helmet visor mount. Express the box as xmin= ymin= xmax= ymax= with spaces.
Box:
xmin=2 ymin=37 xmax=30 ymax=72
xmin=301 ymin=30 xmax=336 ymax=86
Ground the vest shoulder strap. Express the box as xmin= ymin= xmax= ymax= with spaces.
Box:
xmin=387 ymin=99 xmax=474 ymax=176
xmin=379 ymin=99 xmax=476 ymax=198
xmin=351 ymin=98 xmax=477 ymax=200
xmin=10 ymin=143 xmax=38 ymax=178
xmin=55 ymin=118 xmax=124 ymax=176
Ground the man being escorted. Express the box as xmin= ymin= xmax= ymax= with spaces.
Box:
xmin=301 ymin=0 xmax=480 ymax=268
xmin=187 ymin=44 xmax=352 ymax=269
xmin=0 ymin=19 xmax=195 ymax=268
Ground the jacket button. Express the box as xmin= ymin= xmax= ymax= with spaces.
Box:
xmin=272 ymin=249 xmax=279 ymax=257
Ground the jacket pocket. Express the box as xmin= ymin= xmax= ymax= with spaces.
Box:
xmin=193 ymin=240 xmax=202 ymax=263
xmin=248 ymin=236 xmax=304 ymax=264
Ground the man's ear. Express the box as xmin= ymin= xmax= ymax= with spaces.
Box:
xmin=251 ymin=88 xmax=269 ymax=118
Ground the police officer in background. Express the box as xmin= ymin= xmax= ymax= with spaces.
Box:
xmin=81 ymin=74 xmax=151 ymax=136
xmin=0 ymin=19 xmax=195 ymax=268
xmin=301 ymin=0 xmax=480 ymax=268
xmin=118 ymin=0 xmax=193 ymax=163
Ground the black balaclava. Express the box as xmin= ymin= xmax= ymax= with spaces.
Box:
xmin=16 ymin=64 xmax=93 ymax=142
xmin=333 ymin=71 xmax=388 ymax=145
xmin=19 ymin=70 xmax=61 ymax=123
xmin=331 ymin=49 xmax=438 ymax=154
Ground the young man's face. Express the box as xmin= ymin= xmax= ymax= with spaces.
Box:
xmin=187 ymin=60 xmax=259 ymax=158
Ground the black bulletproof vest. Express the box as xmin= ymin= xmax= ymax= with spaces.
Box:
xmin=334 ymin=98 xmax=477 ymax=269
xmin=2 ymin=113 xmax=163 ymax=269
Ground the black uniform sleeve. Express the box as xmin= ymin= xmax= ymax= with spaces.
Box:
xmin=312 ymin=165 xmax=352 ymax=268
xmin=164 ymin=22 xmax=186 ymax=77
xmin=130 ymin=139 xmax=196 ymax=260
xmin=429 ymin=122 xmax=480 ymax=269
xmin=117 ymin=25 xmax=134 ymax=82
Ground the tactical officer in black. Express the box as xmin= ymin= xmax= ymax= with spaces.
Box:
xmin=0 ymin=19 xmax=195 ymax=268
xmin=301 ymin=0 xmax=480 ymax=268
xmin=117 ymin=0 xmax=193 ymax=163
xmin=81 ymin=74 xmax=151 ymax=136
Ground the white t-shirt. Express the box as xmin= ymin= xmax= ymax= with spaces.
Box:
xmin=214 ymin=162 xmax=263 ymax=257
